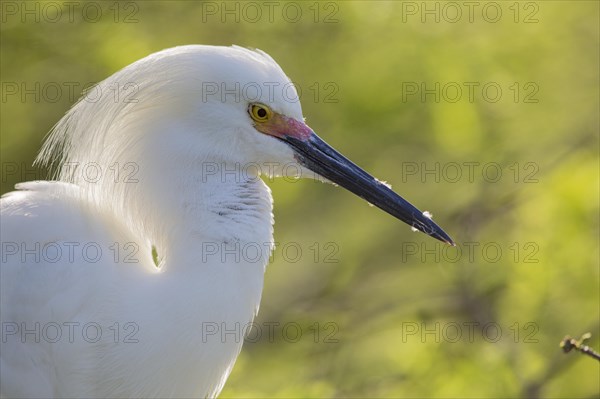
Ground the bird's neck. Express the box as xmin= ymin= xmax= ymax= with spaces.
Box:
xmin=86 ymin=159 xmax=275 ymax=273
xmin=93 ymin=163 xmax=275 ymax=397
xmin=169 ymin=163 xmax=275 ymax=249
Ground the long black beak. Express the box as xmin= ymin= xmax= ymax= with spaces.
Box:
xmin=282 ymin=133 xmax=454 ymax=245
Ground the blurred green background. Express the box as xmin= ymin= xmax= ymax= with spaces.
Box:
xmin=1 ymin=1 xmax=598 ymax=398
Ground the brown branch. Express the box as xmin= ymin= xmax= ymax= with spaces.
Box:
xmin=560 ymin=333 xmax=600 ymax=361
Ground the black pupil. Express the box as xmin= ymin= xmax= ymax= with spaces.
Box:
xmin=256 ymin=108 xmax=267 ymax=118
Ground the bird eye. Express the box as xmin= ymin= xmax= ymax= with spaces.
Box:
xmin=249 ymin=103 xmax=272 ymax=123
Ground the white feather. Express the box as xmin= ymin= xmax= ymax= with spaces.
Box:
xmin=1 ymin=45 xmax=305 ymax=398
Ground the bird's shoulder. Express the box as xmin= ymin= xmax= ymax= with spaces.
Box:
xmin=1 ymin=181 xmax=128 ymax=244
xmin=1 ymin=181 xmax=143 ymax=317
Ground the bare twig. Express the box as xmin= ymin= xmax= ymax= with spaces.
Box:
xmin=560 ymin=333 xmax=600 ymax=361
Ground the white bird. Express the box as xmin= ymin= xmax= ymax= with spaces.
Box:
xmin=0 ymin=45 xmax=453 ymax=398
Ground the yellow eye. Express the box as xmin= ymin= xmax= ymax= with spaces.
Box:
xmin=249 ymin=103 xmax=273 ymax=123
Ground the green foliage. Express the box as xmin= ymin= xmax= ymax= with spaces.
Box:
xmin=1 ymin=1 xmax=598 ymax=397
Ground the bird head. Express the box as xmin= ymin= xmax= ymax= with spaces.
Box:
xmin=37 ymin=45 xmax=453 ymax=245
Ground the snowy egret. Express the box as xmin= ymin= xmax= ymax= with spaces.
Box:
xmin=0 ymin=45 xmax=453 ymax=398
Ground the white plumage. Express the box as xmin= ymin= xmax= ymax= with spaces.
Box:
xmin=1 ymin=45 xmax=452 ymax=398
